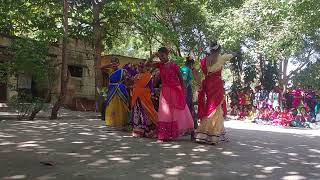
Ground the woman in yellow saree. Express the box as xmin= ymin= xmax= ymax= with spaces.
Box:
xmin=131 ymin=64 xmax=158 ymax=137
xmin=101 ymin=57 xmax=130 ymax=128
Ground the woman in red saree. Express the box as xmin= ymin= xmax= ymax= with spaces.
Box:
xmin=195 ymin=42 xmax=236 ymax=144
xmin=131 ymin=64 xmax=158 ymax=138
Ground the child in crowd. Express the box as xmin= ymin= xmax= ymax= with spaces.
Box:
xmin=270 ymin=107 xmax=280 ymax=125
xmin=278 ymin=108 xmax=293 ymax=127
xmin=291 ymin=107 xmax=312 ymax=128
xmin=231 ymin=105 xmax=239 ymax=116
xmin=246 ymin=106 xmax=257 ymax=123
xmin=239 ymin=106 xmax=249 ymax=120
xmin=317 ymin=107 xmax=320 ymax=122
xmin=255 ymin=107 xmax=265 ymax=124
xmin=263 ymin=108 xmax=272 ymax=125
xmin=310 ymin=107 xmax=320 ymax=129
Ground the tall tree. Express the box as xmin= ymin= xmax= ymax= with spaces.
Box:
xmin=50 ymin=0 xmax=69 ymax=119
xmin=131 ymin=0 xmax=208 ymax=58
xmin=66 ymin=0 xmax=135 ymax=111
xmin=206 ymin=0 xmax=320 ymax=91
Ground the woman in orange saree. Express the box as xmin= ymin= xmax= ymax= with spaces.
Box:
xmin=131 ymin=64 xmax=158 ymax=138
xmin=195 ymin=42 xmax=236 ymax=144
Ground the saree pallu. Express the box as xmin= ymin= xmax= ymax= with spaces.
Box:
xmin=195 ymin=59 xmax=228 ymax=144
xmin=198 ymin=70 xmax=224 ymax=119
xmin=131 ymin=72 xmax=158 ymax=137
xmin=104 ymin=69 xmax=129 ymax=128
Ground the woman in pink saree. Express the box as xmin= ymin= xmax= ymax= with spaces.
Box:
xmin=147 ymin=47 xmax=194 ymax=142
xmin=195 ymin=42 xmax=236 ymax=144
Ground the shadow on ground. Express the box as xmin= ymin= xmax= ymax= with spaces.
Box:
xmin=0 ymin=119 xmax=320 ymax=180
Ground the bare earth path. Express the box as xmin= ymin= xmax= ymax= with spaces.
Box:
xmin=1 ymin=117 xmax=320 ymax=180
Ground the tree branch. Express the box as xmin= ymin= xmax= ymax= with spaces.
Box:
xmin=287 ymin=60 xmax=311 ymax=79
xmin=287 ymin=50 xmax=314 ymax=79
xmin=152 ymin=36 xmax=166 ymax=46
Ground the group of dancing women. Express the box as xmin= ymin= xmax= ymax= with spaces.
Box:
xmin=100 ymin=43 xmax=237 ymax=144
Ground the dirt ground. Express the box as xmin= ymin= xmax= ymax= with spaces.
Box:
xmin=1 ymin=116 xmax=320 ymax=180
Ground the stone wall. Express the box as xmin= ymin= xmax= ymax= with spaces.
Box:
xmin=50 ymin=39 xmax=96 ymax=110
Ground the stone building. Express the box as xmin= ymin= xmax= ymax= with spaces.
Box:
xmin=0 ymin=36 xmax=96 ymax=111
xmin=0 ymin=36 xmax=145 ymax=111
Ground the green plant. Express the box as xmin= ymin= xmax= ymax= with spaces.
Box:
xmin=170 ymin=55 xmax=185 ymax=66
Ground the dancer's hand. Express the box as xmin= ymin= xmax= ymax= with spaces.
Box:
xmin=149 ymin=52 xmax=159 ymax=60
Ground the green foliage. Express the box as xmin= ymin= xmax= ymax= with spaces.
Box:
xmin=130 ymin=0 xmax=208 ymax=57
xmin=262 ymin=62 xmax=278 ymax=91
xmin=170 ymin=55 xmax=185 ymax=66
xmin=243 ymin=65 xmax=257 ymax=86
xmin=0 ymin=0 xmax=62 ymax=41
xmin=293 ymin=61 xmax=320 ymax=91
xmin=7 ymin=38 xmax=51 ymax=87
xmin=0 ymin=38 xmax=53 ymax=120
xmin=2 ymin=0 xmax=320 ymax=95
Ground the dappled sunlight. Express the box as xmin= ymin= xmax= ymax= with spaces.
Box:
xmin=221 ymin=151 xmax=239 ymax=157
xmin=192 ymin=145 xmax=209 ymax=152
xmin=88 ymin=159 xmax=108 ymax=166
xmin=225 ymin=120 xmax=320 ymax=137
xmin=191 ymin=160 xmax=212 ymax=165
xmin=1 ymin=118 xmax=320 ymax=179
xmin=281 ymin=175 xmax=307 ymax=180
xmin=150 ymin=174 xmax=165 ymax=178
xmin=165 ymin=166 xmax=185 ymax=175
xmin=2 ymin=175 xmax=27 ymax=180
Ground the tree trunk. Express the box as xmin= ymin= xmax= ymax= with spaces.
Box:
xmin=278 ymin=59 xmax=283 ymax=81
xmin=258 ymin=53 xmax=265 ymax=83
xmin=92 ymin=0 xmax=104 ymax=112
xmin=282 ymin=59 xmax=289 ymax=93
xmin=149 ymin=38 xmax=152 ymax=57
xmin=176 ymin=46 xmax=182 ymax=57
xmin=167 ymin=9 xmax=182 ymax=57
xmin=50 ymin=0 xmax=69 ymax=119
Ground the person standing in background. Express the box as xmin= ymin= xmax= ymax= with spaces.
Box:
xmin=180 ymin=56 xmax=198 ymax=129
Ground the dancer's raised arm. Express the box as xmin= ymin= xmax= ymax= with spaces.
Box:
xmin=145 ymin=52 xmax=160 ymax=68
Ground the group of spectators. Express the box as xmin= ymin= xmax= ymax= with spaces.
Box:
xmin=229 ymin=86 xmax=320 ymax=128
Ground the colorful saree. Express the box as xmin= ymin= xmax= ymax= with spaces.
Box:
xmin=131 ymin=72 xmax=158 ymax=137
xmin=292 ymin=89 xmax=303 ymax=109
xmin=156 ymin=62 xmax=194 ymax=141
xmin=195 ymin=54 xmax=233 ymax=144
xmin=103 ymin=69 xmax=129 ymax=128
